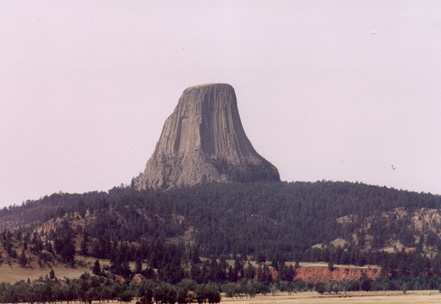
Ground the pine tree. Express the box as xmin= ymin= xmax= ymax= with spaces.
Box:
xmin=92 ymin=260 xmax=101 ymax=276
xmin=81 ymin=232 xmax=89 ymax=256
xmin=245 ymin=261 xmax=256 ymax=279
xmin=136 ymin=257 xmax=143 ymax=274
xmin=19 ymin=249 xmax=28 ymax=268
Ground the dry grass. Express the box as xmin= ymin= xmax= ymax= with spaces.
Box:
xmin=0 ymin=256 xmax=150 ymax=284
xmin=50 ymin=292 xmax=441 ymax=304
xmin=292 ymin=261 xmax=380 ymax=269
xmin=220 ymin=260 xmax=380 ymax=270
xmin=0 ymin=263 xmax=89 ymax=283
xmin=221 ymin=290 xmax=441 ymax=304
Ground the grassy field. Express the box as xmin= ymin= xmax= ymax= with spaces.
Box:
xmin=221 ymin=290 xmax=441 ymax=304
xmin=217 ymin=259 xmax=380 ymax=269
xmin=287 ymin=261 xmax=380 ymax=269
xmin=0 ymin=263 xmax=89 ymax=283
xmin=0 ymin=256 xmax=149 ymax=284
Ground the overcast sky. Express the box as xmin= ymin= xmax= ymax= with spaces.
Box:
xmin=1 ymin=1 xmax=441 ymax=208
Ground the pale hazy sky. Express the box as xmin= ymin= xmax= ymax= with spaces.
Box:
xmin=1 ymin=1 xmax=441 ymax=208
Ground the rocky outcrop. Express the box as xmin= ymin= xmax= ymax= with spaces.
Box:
xmin=138 ymin=83 xmax=280 ymax=190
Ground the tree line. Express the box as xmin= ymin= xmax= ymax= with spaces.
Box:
xmin=4 ymin=271 xmax=441 ymax=304
xmin=0 ymin=272 xmax=221 ymax=304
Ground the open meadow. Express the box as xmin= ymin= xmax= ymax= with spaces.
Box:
xmin=0 ymin=262 xmax=88 ymax=283
xmin=221 ymin=290 xmax=441 ymax=304
xmin=0 ymin=256 xmax=118 ymax=284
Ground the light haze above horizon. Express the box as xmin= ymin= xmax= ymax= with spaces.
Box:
xmin=1 ymin=1 xmax=441 ymax=208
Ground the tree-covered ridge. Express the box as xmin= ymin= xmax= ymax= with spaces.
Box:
xmin=1 ymin=181 xmax=441 ymax=261
xmin=3 ymin=181 xmax=441 ymax=297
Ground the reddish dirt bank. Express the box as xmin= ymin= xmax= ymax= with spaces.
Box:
xmin=294 ymin=266 xmax=382 ymax=284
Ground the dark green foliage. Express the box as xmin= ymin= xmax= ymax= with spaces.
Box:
xmin=53 ymin=219 xmax=76 ymax=265
xmin=281 ymin=265 xmax=296 ymax=282
xmin=2 ymin=272 xmax=441 ymax=303
xmin=328 ymin=260 xmax=334 ymax=271
xmin=135 ymin=256 xmax=143 ymax=273
xmin=154 ymin=282 xmax=177 ymax=304
xmin=195 ymin=284 xmax=207 ymax=304
xmin=18 ymin=249 xmax=28 ymax=268
xmin=3 ymin=180 xmax=441 ymax=293
xmin=206 ymin=283 xmax=221 ymax=304
xmin=81 ymin=231 xmax=90 ymax=255
xmin=92 ymin=259 xmax=101 ymax=276
xmin=315 ymin=282 xmax=326 ymax=294
xmin=118 ymin=290 xmax=134 ymax=302
xmin=0 ymin=182 xmax=439 ymax=268
xmin=245 ymin=261 xmax=256 ymax=279
xmin=4 ymin=181 xmax=441 ymax=261
xmin=360 ymin=277 xmax=373 ymax=292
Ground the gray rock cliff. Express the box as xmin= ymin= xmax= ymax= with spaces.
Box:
xmin=137 ymin=83 xmax=280 ymax=190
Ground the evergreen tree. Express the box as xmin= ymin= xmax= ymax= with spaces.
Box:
xmin=19 ymin=248 xmax=28 ymax=268
xmin=50 ymin=269 xmax=56 ymax=280
xmin=136 ymin=256 xmax=143 ymax=274
xmin=245 ymin=261 xmax=256 ymax=279
xmin=92 ymin=260 xmax=101 ymax=276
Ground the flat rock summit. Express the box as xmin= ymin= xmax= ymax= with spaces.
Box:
xmin=137 ymin=83 xmax=280 ymax=190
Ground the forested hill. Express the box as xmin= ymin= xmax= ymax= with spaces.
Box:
xmin=2 ymin=180 xmax=441 ymax=263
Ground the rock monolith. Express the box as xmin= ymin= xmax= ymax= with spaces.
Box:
xmin=137 ymin=83 xmax=280 ymax=190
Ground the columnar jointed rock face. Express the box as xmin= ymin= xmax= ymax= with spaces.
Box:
xmin=137 ymin=83 xmax=280 ymax=190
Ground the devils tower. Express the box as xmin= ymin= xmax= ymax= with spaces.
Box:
xmin=137 ymin=83 xmax=280 ymax=190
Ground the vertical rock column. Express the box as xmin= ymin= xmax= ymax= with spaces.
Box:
xmin=137 ymin=83 xmax=280 ymax=190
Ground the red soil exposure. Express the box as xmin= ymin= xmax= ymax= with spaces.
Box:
xmin=293 ymin=267 xmax=382 ymax=284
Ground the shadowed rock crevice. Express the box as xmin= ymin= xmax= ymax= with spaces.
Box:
xmin=137 ymin=83 xmax=280 ymax=190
